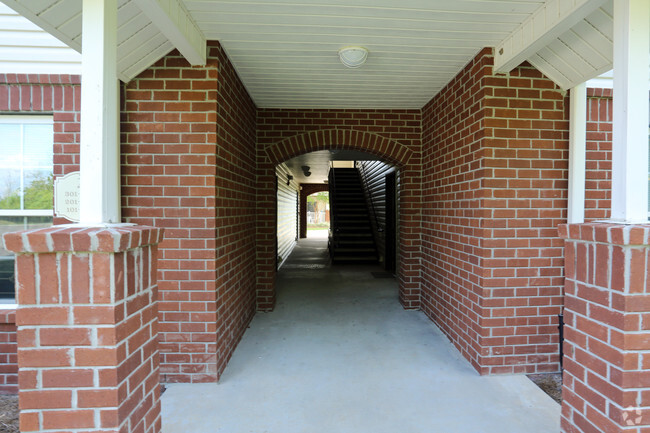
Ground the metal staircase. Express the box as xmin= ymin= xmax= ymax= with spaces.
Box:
xmin=328 ymin=167 xmax=379 ymax=264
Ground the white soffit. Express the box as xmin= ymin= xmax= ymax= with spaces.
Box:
xmin=0 ymin=3 xmax=80 ymax=74
xmin=527 ymin=1 xmax=615 ymax=90
xmin=0 ymin=0 xmax=176 ymax=82
xmin=184 ymin=0 xmax=547 ymax=109
xmin=1 ymin=0 xmax=629 ymax=108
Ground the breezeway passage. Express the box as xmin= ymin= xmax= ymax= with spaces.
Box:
xmin=162 ymin=239 xmax=560 ymax=433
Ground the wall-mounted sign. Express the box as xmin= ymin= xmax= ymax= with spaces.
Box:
xmin=54 ymin=172 xmax=80 ymax=222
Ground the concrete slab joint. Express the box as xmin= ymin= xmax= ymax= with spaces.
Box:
xmin=2 ymin=225 xmax=164 ymax=433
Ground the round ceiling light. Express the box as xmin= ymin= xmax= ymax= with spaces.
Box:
xmin=338 ymin=47 xmax=368 ymax=68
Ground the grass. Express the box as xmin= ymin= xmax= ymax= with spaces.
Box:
xmin=307 ymin=223 xmax=329 ymax=231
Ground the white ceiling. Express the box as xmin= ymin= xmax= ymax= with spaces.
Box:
xmin=284 ymin=150 xmax=381 ymax=184
xmin=0 ymin=0 xmax=631 ymax=109
xmin=186 ymin=0 xmax=546 ymax=108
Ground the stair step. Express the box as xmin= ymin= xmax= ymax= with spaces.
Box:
xmin=336 ymin=231 xmax=373 ymax=236
xmin=333 ymin=247 xmax=377 ymax=253
xmin=332 ymin=255 xmax=379 ymax=264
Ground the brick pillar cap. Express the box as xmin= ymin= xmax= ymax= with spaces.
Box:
xmin=559 ymin=222 xmax=650 ymax=246
xmin=2 ymin=225 xmax=163 ymax=254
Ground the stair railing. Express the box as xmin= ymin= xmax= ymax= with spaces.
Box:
xmin=327 ymin=163 xmax=339 ymax=257
xmin=356 ymin=162 xmax=383 ymax=234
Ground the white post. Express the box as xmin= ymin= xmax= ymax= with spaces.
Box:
xmin=568 ymin=82 xmax=587 ymax=224
xmin=610 ymin=0 xmax=650 ymax=223
xmin=79 ymin=0 xmax=121 ymax=224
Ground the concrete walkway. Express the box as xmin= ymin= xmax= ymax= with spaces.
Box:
xmin=162 ymin=238 xmax=560 ymax=433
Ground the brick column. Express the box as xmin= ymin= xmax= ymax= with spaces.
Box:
xmin=560 ymin=223 xmax=650 ymax=433
xmin=0 ymin=309 xmax=17 ymax=393
xmin=3 ymin=225 xmax=163 ymax=433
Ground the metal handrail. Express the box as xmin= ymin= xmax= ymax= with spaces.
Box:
xmin=327 ymin=163 xmax=338 ymax=256
xmin=357 ymin=162 xmax=383 ymax=233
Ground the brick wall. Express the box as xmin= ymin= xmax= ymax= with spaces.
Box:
xmin=0 ymin=50 xmax=624 ymax=389
xmin=421 ymin=49 xmax=568 ymax=374
xmin=121 ymin=42 xmax=257 ymax=382
xmin=0 ymin=74 xmax=81 ymax=225
xmin=256 ymin=109 xmax=422 ymax=310
xmin=0 ymin=74 xmax=81 ymax=392
xmin=585 ymin=89 xmax=613 ymax=221
xmin=421 ymin=50 xmax=490 ymax=371
xmin=0 ymin=310 xmax=16 ymax=394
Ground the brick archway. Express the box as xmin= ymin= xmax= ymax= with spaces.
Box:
xmin=256 ymin=128 xmax=420 ymax=312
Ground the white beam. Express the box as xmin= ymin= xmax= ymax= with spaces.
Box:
xmin=132 ymin=0 xmax=206 ymax=65
xmin=568 ymin=82 xmax=587 ymax=224
xmin=610 ymin=0 xmax=650 ymax=223
xmin=79 ymin=0 xmax=121 ymax=224
xmin=494 ymin=0 xmax=607 ymax=73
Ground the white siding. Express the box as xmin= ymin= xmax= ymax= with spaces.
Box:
xmin=276 ymin=163 xmax=299 ymax=269
xmin=357 ymin=160 xmax=398 ymax=265
xmin=0 ymin=3 xmax=81 ymax=74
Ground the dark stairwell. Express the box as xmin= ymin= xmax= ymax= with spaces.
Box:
xmin=328 ymin=167 xmax=379 ymax=264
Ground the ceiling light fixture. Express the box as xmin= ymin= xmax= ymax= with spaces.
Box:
xmin=338 ymin=47 xmax=368 ymax=69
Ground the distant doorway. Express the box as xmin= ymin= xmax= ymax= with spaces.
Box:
xmin=306 ymin=191 xmax=329 ymax=239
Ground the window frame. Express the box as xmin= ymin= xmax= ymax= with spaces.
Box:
xmin=0 ymin=115 xmax=54 ymax=218
xmin=0 ymin=115 xmax=54 ymax=303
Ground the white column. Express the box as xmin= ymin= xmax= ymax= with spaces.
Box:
xmin=568 ymin=82 xmax=587 ymax=224
xmin=79 ymin=0 xmax=121 ymax=224
xmin=610 ymin=0 xmax=650 ymax=223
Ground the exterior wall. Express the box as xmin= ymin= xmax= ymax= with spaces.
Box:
xmin=357 ymin=160 xmax=396 ymax=264
xmin=276 ymin=163 xmax=299 ymax=267
xmin=0 ymin=73 xmax=82 ymax=218
xmin=421 ymin=49 xmax=568 ymax=374
xmin=0 ymin=4 xmax=81 ymax=76
xmin=256 ymin=110 xmax=423 ymax=311
xmin=0 ymin=310 xmax=16 ymax=393
xmin=0 ymin=50 xmax=624 ymax=388
xmin=0 ymin=73 xmax=81 ymax=392
xmin=120 ymin=42 xmax=258 ymax=382
xmin=421 ymin=50 xmax=491 ymax=372
xmin=584 ymin=88 xmax=613 ymax=221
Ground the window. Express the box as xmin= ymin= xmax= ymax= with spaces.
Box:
xmin=0 ymin=116 xmax=54 ymax=299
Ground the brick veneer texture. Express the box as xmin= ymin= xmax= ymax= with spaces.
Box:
xmin=421 ymin=49 xmax=568 ymax=374
xmin=0 ymin=49 xmax=621 ymax=383
xmin=0 ymin=74 xmax=82 ymax=226
xmin=121 ymin=41 xmax=257 ymax=383
xmin=585 ymin=89 xmax=612 ymax=221
xmin=560 ymin=223 xmax=650 ymax=433
xmin=256 ymin=110 xmax=423 ymax=310
xmin=0 ymin=310 xmax=17 ymax=394
xmin=3 ymin=225 xmax=163 ymax=433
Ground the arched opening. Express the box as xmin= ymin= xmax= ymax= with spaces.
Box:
xmin=256 ymin=129 xmax=419 ymax=312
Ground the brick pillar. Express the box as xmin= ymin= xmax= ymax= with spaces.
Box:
xmin=0 ymin=309 xmax=17 ymax=393
xmin=560 ymin=223 xmax=650 ymax=432
xmin=3 ymin=225 xmax=163 ymax=433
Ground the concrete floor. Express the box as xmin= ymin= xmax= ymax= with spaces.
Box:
xmin=162 ymin=238 xmax=560 ymax=433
